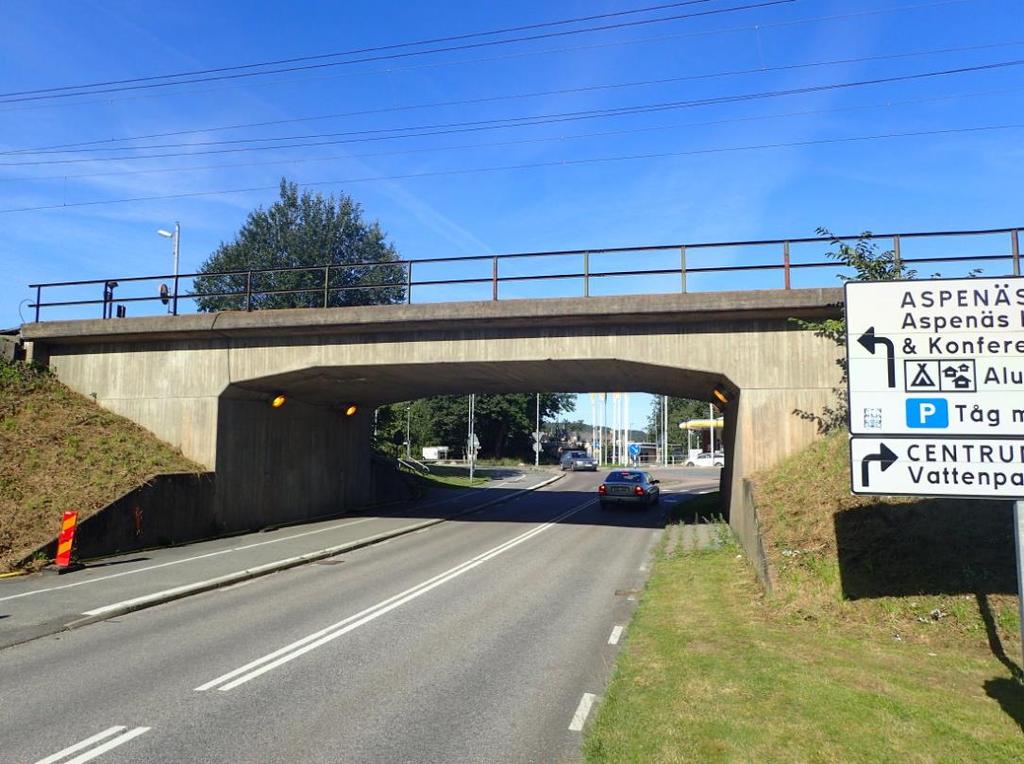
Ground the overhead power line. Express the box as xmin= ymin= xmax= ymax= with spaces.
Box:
xmin=6 ymin=86 xmax=1019 ymax=184
xmin=6 ymin=38 xmax=1020 ymax=157
xmin=0 ymin=0 xmax=719 ymax=99
xmin=0 ymin=0 xmax=978 ymax=115
xmin=2 ymin=57 xmax=1020 ymax=167
xmin=0 ymin=0 xmax=795 ymax=104
xmin=2 ymin=122 xmax=1020 ymax=215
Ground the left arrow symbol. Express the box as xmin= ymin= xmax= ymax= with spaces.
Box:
xmin=861 ymin=442 xmax=898 ymax=488
xmin=857 ymin=326 xmax=897 ymax=389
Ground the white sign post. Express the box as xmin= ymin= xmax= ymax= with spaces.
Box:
xmin=845 ymin=276 xmax=1024 ymax=660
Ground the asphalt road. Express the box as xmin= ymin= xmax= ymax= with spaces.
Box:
xmin=1 ymin=469 xmax=716 ymax=764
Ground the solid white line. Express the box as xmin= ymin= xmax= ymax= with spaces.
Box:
xmin=79 ymin=518 xmax=444 ymax=617
xmin=33 ymin=726 xmax=125 ymax=764
xmin=196 ymin=498 xmax=595 ymax=692
xmin=569 ymin=693 xmax=597 ymax=732
xmin=63 ymin=728 xmax=150 ymax=764
xmin=0 ymin=517 xmax=377 ymax=603
xmin=608 ymin=625 xmax=624 ymax=645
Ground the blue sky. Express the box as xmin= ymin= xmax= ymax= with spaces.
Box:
xmin=1 ymin=0 xmax=1022 ymax=428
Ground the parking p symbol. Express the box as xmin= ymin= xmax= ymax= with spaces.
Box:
xmin=905 ymin=398 xmax=949 ymax=428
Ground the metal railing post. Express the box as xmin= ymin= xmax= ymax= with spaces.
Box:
xmin=406 ymin=261 xmax=413 ymax=304
xmin=680 ymin=246 xmax=687 ymax=293
xmin=1012 ymin=229 xmax=1020 ymax=276
xmin=893 ymin=234 xmax=902 ymax=272
xmin=34 ymin=285 xmax=41 ymax=323
xmin=783 ymin=241 xmax=791 ymax=289
xmin=583 ymin=251 xmax=590 ymax=297
xmin=492 ymin=256 xmax=499 ymax=301
xmin=245 ymin=271 xmax=253 ymax=312
xmin=323 ymin=266 xmax=330 ymax=308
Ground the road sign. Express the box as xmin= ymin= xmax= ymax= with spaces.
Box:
xmin=850 ymin=436 xmax=1024 ymax=499
xmin=627 ymin=443 xmax=641 ymax=459
xmin=846 ymin=278 xmax=1024 ymax=437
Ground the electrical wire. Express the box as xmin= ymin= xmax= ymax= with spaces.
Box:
xmin=0 ymin=0 xmax=721 ymax=99
xmin=5 ymin=85 xmax=1019 ymax=184
xmin=0 ymin=0 xmax=978 ymax=115
xmin=2 ymin=122 xmax=1019 ymax=214
xmin=6 ymin=38 xmax=1019 ymax=157
xmin=2 ymin=57 xmax=1020 ymax=167
xmin=0 ymin=0 xmax=796 ymax=104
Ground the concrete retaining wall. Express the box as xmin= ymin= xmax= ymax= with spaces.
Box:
xmin=28 ymin=473 xmax=217 ymax=562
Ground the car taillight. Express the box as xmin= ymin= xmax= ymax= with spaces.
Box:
xmin=598 ymin=484 xmax=607 ymax=494
xmin=634 ymin=485 xmax=645 ymax=496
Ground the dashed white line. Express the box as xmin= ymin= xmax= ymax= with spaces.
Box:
xmin=569 ymin=693 xmax=597 ymax=732
xmin=35 ymin=726 xmax=150 ymax=764
xmin=608 ymin=625 xmax=624 ymax=645
xmin=197 ymin=498 xmax=596 ymax=692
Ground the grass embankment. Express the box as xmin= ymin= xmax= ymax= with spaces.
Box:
xmin=0 ymin=359 xmax=202 ymax=571
xmin=756 ymin=431 xmax=1019 ymax=647
xmin=586 ymin=433 xmax=1024 ymax=761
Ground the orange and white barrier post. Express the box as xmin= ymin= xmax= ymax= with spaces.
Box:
xmin=55 ymin=511 xmax=79 ymax=571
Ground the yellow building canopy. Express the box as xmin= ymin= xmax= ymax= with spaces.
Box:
xmin=679 ymin=419 xmax=724 ymax=430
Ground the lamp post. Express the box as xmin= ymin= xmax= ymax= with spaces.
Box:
xmin=535 ymin=393 xmax=540 ymax=467
xmin=156 ymin=222 xmax=180 ymax=315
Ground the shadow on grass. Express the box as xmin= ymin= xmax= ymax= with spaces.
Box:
xmin=833 ymin=499 xmax=1015 ymax=598
xmin=984 ymin=678 xmax=1024 ymax=733
xmin=977 ymin=593 xmax=1023 ymax=682
xmin=834 ymin=501 xmax=1024 ymax=729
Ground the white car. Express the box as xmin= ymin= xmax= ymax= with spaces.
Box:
xmin=685 ymin=452 xmax=724 ymax=467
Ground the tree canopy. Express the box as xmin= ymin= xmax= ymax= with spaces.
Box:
xmin=375 ymin=393 xmax=576 ymax=461
xmin=193 ymin=180 xmax=405 ymax=311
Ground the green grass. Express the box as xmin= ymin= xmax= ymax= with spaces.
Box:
xmin=0 ymin=359 xmax=202 ymax=571
xmin=585 ymin=540 xmax=1024 ymax=763
xmin=754 ymin=430 xmax=1019 ymax=648
xmin=411 ymin=464 xmax=490 ymax=489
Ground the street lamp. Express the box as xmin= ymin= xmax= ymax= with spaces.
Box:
xmin=157 ymin=222 xmax=180 ymax=315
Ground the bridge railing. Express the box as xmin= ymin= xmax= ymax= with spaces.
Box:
xmin=27 ymin=227 xmax=1022 ymax=323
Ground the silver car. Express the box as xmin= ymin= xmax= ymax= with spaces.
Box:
xmin=560 ymin=450 xmax=598 ymax=471
xmin=598 ymin=470 xmax=661 ymax=508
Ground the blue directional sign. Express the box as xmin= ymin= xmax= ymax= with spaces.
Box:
xmin=627 ymin=443 xmax=641 ymax=459
xmin=905 ymin=398 xmax=948 ymax=428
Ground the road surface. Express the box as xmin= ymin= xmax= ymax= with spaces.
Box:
xmin=1 ymin=469 xmax=716 ymax=763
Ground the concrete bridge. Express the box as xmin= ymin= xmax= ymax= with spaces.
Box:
xmin=21 ymin=287 xmax=844 ymax=566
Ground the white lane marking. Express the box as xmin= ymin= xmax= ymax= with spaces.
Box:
xmin=569 ymin=693 xmax=597 ymax=732
xmin=33 ymin=727 xmax=125 ymax=764
xmin=79 ymin=516 xmax=457 ymax=617
xmin=63 ymin=728 xmax=150 ymax=764
xmin=34 ymin=726 xmax=149 ymax=764
xmin=0 ymin=517 xmax=377 ymax=603
xmin=608 ymin=625 xmax=624 ymax=645
xmin=197 ymin=498 xmax=595 ymax=692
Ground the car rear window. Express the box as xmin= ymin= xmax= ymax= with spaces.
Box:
xmin=606 ymin=471 xmax=643 ymax=482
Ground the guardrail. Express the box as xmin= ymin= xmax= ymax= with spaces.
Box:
xmin=27 ymin=226 xmax=1022 ymax=323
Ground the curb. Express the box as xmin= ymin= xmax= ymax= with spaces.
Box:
xmin=62 ymin=472 xmax=566 ymax=631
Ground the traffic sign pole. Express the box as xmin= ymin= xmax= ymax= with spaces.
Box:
xmin=1015 ymin=500 xmax=1024 ymax=668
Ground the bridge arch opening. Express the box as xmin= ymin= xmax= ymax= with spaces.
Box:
xmin=212 ymin=359 xmax=740 ymax=531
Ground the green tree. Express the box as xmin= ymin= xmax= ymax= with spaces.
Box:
xmin=193 ymin=180 xmax=405 ymax=311
xmin=378 ymin=393 xmax=576 ymax=461
xmin=646 ymin=397 xmax=710 ymax=450
xmin=792 ymin=228 xmax=917 ymax=433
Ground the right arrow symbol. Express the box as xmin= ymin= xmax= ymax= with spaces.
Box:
xmin=861 ymin=442 xmax=898 ymax=488
xmin=857 ymin=327 xmax=897 ymax=389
